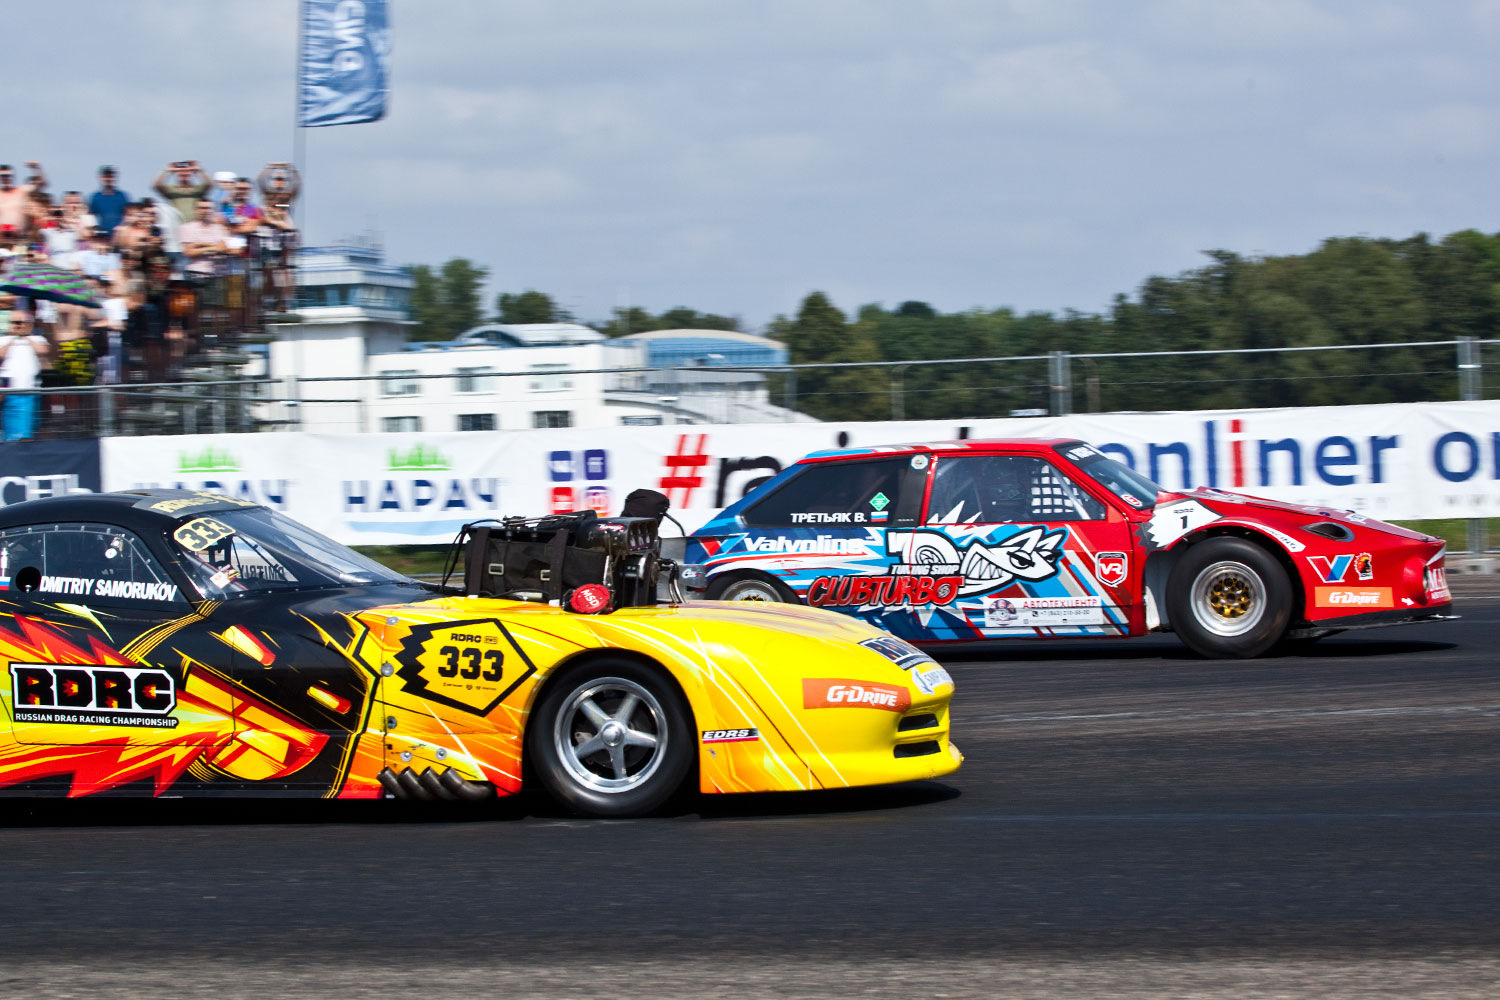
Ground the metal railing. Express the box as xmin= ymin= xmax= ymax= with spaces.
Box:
xmin=1 ymin=335 xmax=1489 ymax=438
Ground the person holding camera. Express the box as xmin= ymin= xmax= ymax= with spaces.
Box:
xmin=0 ymin=305 xmax=51 ymax=441
xmin=257 ymin=162 xmax=301 ymax=213
xmin=153 ymin=160 xmax=210 ymax=238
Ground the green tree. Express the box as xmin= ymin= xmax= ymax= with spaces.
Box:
xmin=406 ymin=264 xmax=442 ymax=341
xmin=439 ymin=258 xmax=489 ymax=338
xmin=496 ymin=289 xmax=566 ymax=324
xmin=656 ymin=307 xmax=740 ymax=331
xmin=772 ymin=292 xmax=887 ymax=420
xmin=595 ymin=306 xmax=655 ymax=338
xmin=405 ymin=257 xmax=490 ymax=342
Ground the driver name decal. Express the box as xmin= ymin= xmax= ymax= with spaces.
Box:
xmin=38 ymin=576 xmax=178 ymax=602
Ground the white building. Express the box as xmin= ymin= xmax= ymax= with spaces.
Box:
xmin=259 ymin=245 xmax=811 ymax=432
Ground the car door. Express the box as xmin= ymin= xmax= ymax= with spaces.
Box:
xmin=894 ymin=452 xmax=1139 ymax=640
xmin=1 ymin=521 xmax=235 ymax=751
xmin=727 ymin=455 xmax=927 ymax=616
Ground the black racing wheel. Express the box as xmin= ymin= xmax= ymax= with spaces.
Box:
xmin=705 ymin=572 xmax=798 ymax=603
xmin=1166 ymin=536 xmax=1292 ymax=659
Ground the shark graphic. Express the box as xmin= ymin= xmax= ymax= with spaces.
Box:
xmin=887 ymin=526 xmax=1067 ymax=597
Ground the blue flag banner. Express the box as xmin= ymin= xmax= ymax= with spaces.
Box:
xmin=298 ymin=0 xmax=391 ymax=127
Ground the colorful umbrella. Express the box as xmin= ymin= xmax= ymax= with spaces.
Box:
xmin=0 ymin=261 xmax=99 ymax=307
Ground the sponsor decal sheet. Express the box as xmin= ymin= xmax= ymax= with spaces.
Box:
xmin=100 ymin=399 xmax=1500 ymax=543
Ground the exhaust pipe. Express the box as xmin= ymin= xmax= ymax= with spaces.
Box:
xmin=440 ymin=767 xmax=496 ymax=801
xmin=377 ymin=768 xmax=403 ymax=798
xmin=418 ymin=767 xmax=455 ymax=801
xmin=379 ymin=765 xmax=495 ymax=802
xmin=396 ymin=767 xmax=434 ymax=801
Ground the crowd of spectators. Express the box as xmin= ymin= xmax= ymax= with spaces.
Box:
xmin=0 ymin=158 xmax=299 ymax=441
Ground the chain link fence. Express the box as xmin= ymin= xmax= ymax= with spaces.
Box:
xmin=0 ymin=336 xmax=1488 ymax=439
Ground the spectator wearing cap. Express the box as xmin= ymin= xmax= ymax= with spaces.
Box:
xmin=87 ymin=166 xmax=130 ymax=235
xmin=0 ymin=307 xmax=51 ymax=441
xmin=153 ymin=160 xmax=211 ymax=236
xmin=42 ymin=196 xmax=82 ymax=270
xmin=212 ymin=170 xmax=239 ymax=223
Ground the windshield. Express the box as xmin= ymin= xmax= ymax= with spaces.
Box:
xmin=168 ymin=507 xmax=412 ymax=599
xmin=1061 ymin=442 xmax=1163 ymax=510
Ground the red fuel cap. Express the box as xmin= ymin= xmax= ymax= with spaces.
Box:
xmin=568 ymin=584 xmax=613 ymax=614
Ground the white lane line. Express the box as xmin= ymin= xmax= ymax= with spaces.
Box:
xmin=956 ymin=809 xmax=1500 ymax=823
xmin=969 ymin=704 xmax=1500 ymax=725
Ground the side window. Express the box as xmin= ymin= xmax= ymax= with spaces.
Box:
xmin=743 ymin=458 xmax=907 ymax=528
xmin=0 ymin=523 xmax=185 ymax=604
xmin=926 ymin=456 xmax=1106 ymax=524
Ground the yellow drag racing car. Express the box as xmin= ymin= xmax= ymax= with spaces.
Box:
xmin=0 ymin=490 xmax=960 ymax=816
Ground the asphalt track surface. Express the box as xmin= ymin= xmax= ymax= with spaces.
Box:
xmin=4 ymin=584 xmax=1499 ymax=998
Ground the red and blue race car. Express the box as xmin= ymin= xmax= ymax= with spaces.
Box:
xmin=686 ymin=439 xmax=1453 ymax=658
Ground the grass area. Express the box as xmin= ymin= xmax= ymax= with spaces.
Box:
xmin=353 ymin=545 xmax=454 ymax=577
xmin=1389 ymin=518 xmax=1499 ymax=553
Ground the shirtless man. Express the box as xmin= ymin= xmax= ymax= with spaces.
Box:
xmin=0 ymin=161 xmax=45 ymax=233
xmin=111 ymin=201 xmax=153 ymax=258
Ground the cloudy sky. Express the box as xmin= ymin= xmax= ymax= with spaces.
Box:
xmin=11 ymin=1 xmax=1500 ymax=329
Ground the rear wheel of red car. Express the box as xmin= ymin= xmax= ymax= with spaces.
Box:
xmin=528 ymin=659 xmax=693 ymax=818
xmin=706 ymin=572 xmax=797 ymax=603
xmin=1167 ymin=537 xmax=1291 ymax=659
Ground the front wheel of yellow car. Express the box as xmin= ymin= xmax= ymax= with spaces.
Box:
xmin=528 ymin=659 xmax=693 ymax=817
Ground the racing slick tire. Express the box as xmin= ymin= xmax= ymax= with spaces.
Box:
xmin=1166 ymin=536 xmax=1292 ymax=659
xmin=706 ymin=572 xmax=798 ymax=604
xmin=528 ymin=658 xmax=694 ymax=818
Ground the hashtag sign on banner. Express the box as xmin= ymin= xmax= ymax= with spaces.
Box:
xmin=659 ymin=433 xmax=711 ymax=508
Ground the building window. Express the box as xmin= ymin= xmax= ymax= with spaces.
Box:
xmin=456 ymin=366 xmax=496 ymax=393
xmin=380 ymin=370 xmax=421 ymax=396
xmin=458 ymin=413 xmax=497 ymax=432
xmin=620 ymin=415 xmax=664 ymax=426
xmin=532 ymin=410 xmax=573 ymax=429
xmin=382 ymin=416 xmax=422 ymax=432
xmin=530 ymin=363 xmax=572 ymax=392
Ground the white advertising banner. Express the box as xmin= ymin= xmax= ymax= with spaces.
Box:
xmin=101 ymin=400 xmax=1500 ymax=544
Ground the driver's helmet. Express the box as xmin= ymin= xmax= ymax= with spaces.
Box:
xmin=979 ymin=459 xmax=1033 ymax=518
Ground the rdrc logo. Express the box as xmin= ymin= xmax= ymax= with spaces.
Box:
xmin=10 ymin=663 xmax=178 ymax=728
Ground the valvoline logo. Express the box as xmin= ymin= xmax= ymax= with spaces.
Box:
xmin=1307 ymin=553 xmax=1373 ymax=584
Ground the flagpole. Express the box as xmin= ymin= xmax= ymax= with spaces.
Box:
xmin=292 ymin=0 xmax=307 ymax=238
